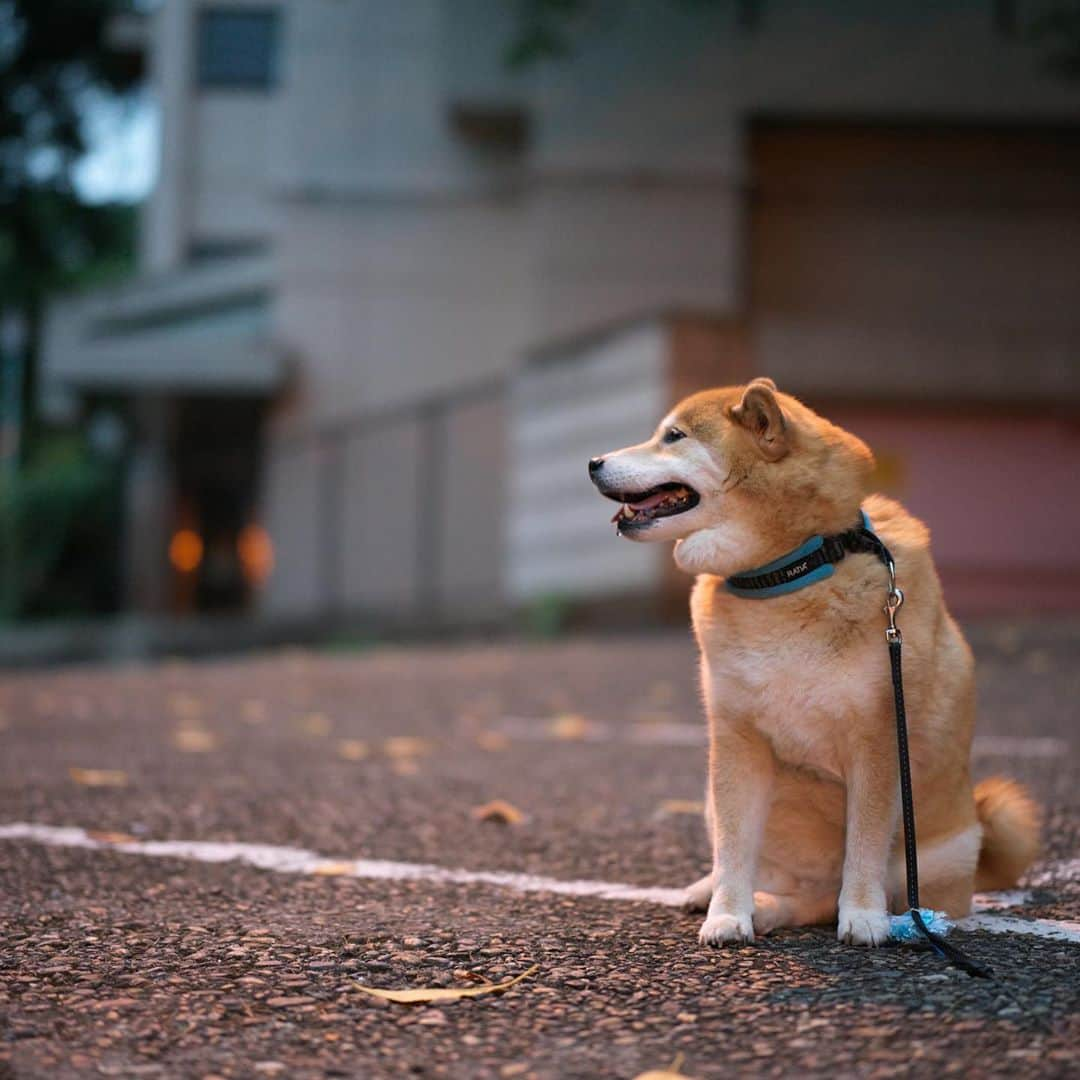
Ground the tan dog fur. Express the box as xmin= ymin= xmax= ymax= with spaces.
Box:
xmin=590 ymin=379 xmax=1040 ymax=946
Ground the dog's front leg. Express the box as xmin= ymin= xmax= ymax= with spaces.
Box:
xmin=699 ymin=726 xmax=773 ymax=946
xmin=837 ymin=746 xmax=898 ymax=946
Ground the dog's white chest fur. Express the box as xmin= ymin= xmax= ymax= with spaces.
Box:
xmin=700 ymin=619 xmax=881 ymax=781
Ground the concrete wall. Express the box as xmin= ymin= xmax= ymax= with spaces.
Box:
xmin=260 ymin=385 xmax=505 ymax=621
xmin=340 ymin=418 xmax=425 ymax=615
xmin=506 ymin=320 xmax=670 ymax=603
xmin=140 ymin=0 xmax=285 ymax=271
xmin=271 ymin=201 xmax=528 ymax=425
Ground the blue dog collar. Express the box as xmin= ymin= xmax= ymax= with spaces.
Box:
xmin=724 ymin=511 xmax=891 ymax=598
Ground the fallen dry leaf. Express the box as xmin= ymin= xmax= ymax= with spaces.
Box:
xmin=548 ymin=714 xmax=588 ymax=740
xmin=297 ymin=712 xmax=331 ymax=737
xmin=452 ymin=970 xmax=496 ymax=986
xmin=657 ymin=799 xmax=704 ymax=816
xmin=633 ymin=1053 xmax=696 ymax=1080
xmin=471 ymin=799 xmax=525 ymax=825
xmin=167 ymin=693 xmax=203 ymax=720
xmin=475 ymin=730 xmax=510 ymax=752
xmin=86 ymin=830 xmax=137 ymax=844
xmin=68 ymin=767 xmax=128 ymax=788
xmin=33 ymin=693 xmax=57 ymax=715
xmin=337 ymin=739 xmax=369 ymax=761
xmin=647 ymin=680 xmax=677 ymax=706
xmin=353 ymin=964 xmax=538 ymax=1005
xmin=310 ymin=861 xmax=357 ymax=877
xmin=384 ymin=736 xmax=433 ymax=758
xmin=241 ymin=700 xmax=267 ymax=723
xmin=171 ymin=728 xmax=218 ymax=753
xmin=391 ymin=758 xmax=420 ymax=777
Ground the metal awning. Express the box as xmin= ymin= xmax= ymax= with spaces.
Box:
xmin=42 ymin=255 xmax=288 ymax=397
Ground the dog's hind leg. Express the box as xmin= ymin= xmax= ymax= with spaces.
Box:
xmin=683 ymin=872 xmax=713 ymax=912
xmin=753 ymin=889 xmax=837 ymax=935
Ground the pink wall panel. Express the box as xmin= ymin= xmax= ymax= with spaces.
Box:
xmin=824 ymin=408 xmax=1080 ymax=614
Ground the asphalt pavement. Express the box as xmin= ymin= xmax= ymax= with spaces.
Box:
xmin=1 ymin=622 xmax=1078 ymax=1079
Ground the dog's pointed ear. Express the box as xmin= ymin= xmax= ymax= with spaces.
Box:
xmin=731 ymin=378 xmax=788 ymax=461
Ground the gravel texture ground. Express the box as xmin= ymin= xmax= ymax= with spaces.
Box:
xmin=1 ymin=622 xmax=1077 ymax=1079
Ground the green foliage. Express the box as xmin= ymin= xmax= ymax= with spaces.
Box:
xmin=507 ymin=1 xmax=1080 ymax=80
xmin=505 ymin=0 xmax=590 ymax=67
xmin=1032 ymin=3 xmax=1080 ymax=78
xmin=505 ymin=0 xmax=726 ymax=68
xmin=519 ymin=592 xmax=573 ymax=639
xmin=0 ymin=0 xmax=142 ymax=453
xmin=0 ymin=435 xmax=121 ymax=621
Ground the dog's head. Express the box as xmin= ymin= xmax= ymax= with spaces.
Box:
xmin=588 ymin=378 xmax=875 ymax=576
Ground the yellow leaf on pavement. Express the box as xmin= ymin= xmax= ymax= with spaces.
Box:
xmin=297 ymin=712 xmax=331 ymax=737
xmin=168 ymin=693 xmax=203 ymax=720
xmin=471 ymin=799 xmax=525 ymax=825
xmin=172 ymin=728 xmax=218 ymax=753
xmin=353 ymin=964 xmax=538 ymax=1005
xmin=657 ymin=799 xmax=704 ymax=816
xmin=241 ymin=700 xmax=267 ymax=723
xmin=633 ymin=1053 xmax=697 ymax=1079
xmin=337 ymin=739 xmax=370 ymax=761
xmin=647 ymin=680 xmax=677 ymax=706
xmin=475 ymin=730 xmax=510 ymax=752
xmin=68 ymin=767 xmax=128 ymax=788
xmin=87 ymin=830 xmax=137 ymax=844
xmin=311 ymin=861 xmax=356 ymax=877
xmin=548 ymin=714 xmax=588 ymax=740
xmin=391 ymin=758 xmax=420 ymax=776
xmin=384 ymin=736 xmax=432 ymax=758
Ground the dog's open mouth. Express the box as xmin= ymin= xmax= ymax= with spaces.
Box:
xmin=608 ymin=482 xmax=700 ymax=528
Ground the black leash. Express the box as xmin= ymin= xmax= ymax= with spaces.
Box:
xmin=879 ymin=541 xmax=993 ymax=979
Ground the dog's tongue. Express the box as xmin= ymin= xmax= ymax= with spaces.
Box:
xmin=629 ymin=490 xmax=668 ymax=511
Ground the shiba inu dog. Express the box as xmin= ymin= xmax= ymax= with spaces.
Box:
xmin=589 ymin=378 xmax=1039 ymax=946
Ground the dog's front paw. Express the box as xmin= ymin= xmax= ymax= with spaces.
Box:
xmin=699 ymin=912 xmax=754 ymax=946
xmin=837 ymin=906 xmax=890 ymax=947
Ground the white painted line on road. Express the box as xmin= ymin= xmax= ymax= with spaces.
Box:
xmin=960 ymin=913 xmax=1080 ymax=943
xmin=1028 ymin=858 xmax=1080 ymax=887
xmin=971 ymin=889 xmax=1031 ymax=911
xmin=0 ymin=823 xmax=687 ymax=906
xmin=970 ymin=736 xmax=1072 ymax=759
xmin=496 ymin=720 xmax=1072 ymax=758
xmin=2 ymin=822 xmax=1078 ymax=944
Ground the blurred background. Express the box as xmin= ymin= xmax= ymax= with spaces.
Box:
xmin=2 ymin=0 xmax=1080 ymax=664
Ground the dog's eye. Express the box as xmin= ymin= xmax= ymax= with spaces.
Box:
xmin=662 ymin=427 xmax=687 ymax=444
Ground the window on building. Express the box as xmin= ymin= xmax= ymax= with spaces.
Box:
xmin=197 ymin=8 xmax=280 ymax=90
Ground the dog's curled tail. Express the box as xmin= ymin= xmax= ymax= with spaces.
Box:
xmin=974 ymin=777 xmax=1041 ymax=891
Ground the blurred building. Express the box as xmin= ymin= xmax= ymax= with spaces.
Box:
xmin=43 ymin=0 xmax=1080 ymax=624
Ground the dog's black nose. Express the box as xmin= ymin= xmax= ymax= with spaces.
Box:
xmin=588 ymin=457 xmax=605 ymax=475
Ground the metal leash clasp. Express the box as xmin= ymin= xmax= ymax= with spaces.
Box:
xmin=884 ymin=559 xmax=904 ymax=644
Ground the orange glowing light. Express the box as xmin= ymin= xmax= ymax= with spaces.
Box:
xmin=169 ymin=529 xmax=204 ymax=574
xmin=237 ymin=523 xmax=274 ymax=585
